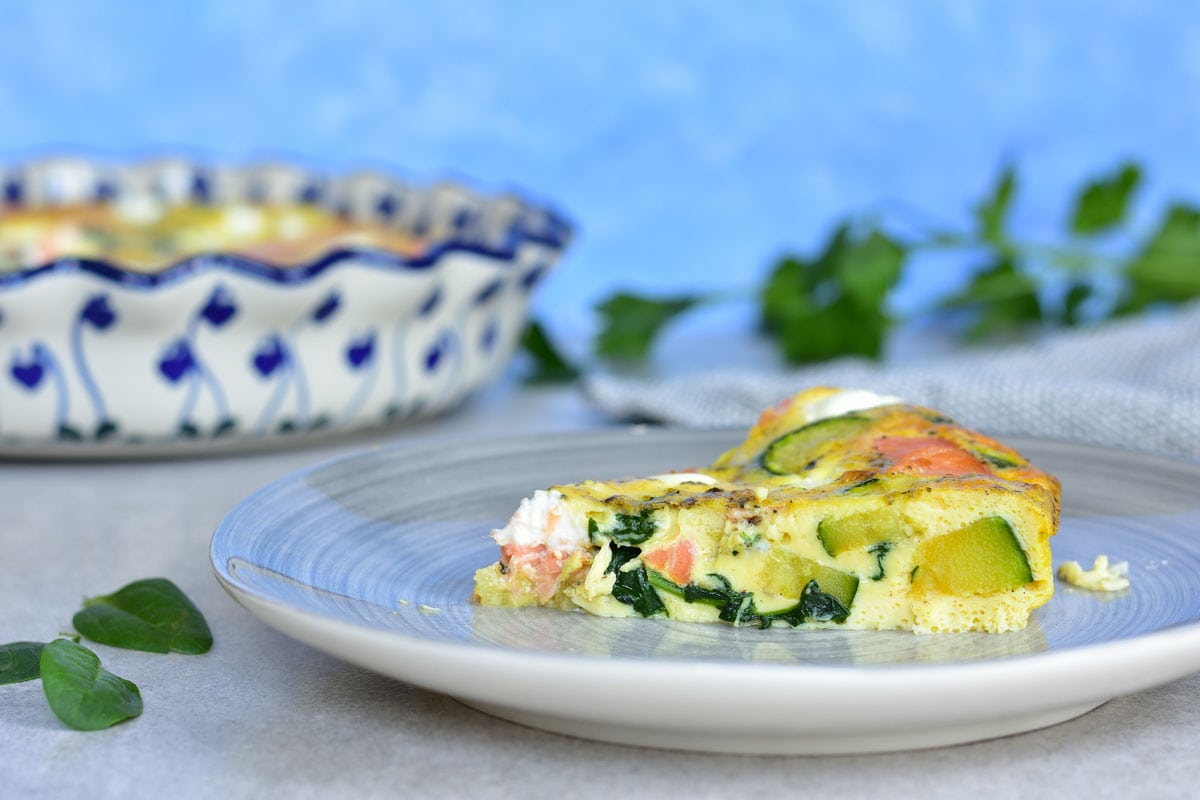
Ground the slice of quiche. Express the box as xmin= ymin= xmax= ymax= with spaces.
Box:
xmin=473 ymin=387 xmax=1060 ymax=633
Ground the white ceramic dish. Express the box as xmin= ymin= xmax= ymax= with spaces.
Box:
xmin=211 ymin=428 xmax=1200 ymax=754
xmin=0 ymin=158 xmax=569 ymax=455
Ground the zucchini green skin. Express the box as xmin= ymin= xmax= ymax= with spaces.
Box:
xmin=761 ymin=414 xmax=870 ymax=475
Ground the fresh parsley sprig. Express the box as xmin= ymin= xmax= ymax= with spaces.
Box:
xmin=521 ymin=158 xmax=1200 ymax=380
xmin=1 ymin=577 xmax=212 ymax=731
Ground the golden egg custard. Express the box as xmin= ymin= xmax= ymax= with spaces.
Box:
xmin=0 ymin=200 xmax=424 ymax=272
xmin=474 ymin=387 xmax=1060 ymax=633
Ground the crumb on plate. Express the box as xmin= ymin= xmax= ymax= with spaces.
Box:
xmin=1057 ymin=555 xmax=1130 ymax=592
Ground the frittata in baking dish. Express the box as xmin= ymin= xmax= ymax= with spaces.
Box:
xmin=473 ymin=387 xmax=1060 ymax=633
xmin=0 ymin=200 xmax=424 ymax=272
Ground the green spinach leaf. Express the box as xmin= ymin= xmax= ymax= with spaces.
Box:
xmin=40 ymin=639 xmax=142 ymax=731
xmin=605 ymin=543 xmax=666 ymax=618
xmin=607 ymin=510 xmax=657 ymax=545
xmin=73 ymin=578 xmax=212 ymax=655
xmin=867 ymin=542 xmax=892 ymax=582
xmin=648 ymin=572 xmax=851 ymax=628
xmin=0 ymin=641 xmax=45 ymax=685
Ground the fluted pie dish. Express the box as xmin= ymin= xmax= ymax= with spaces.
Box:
xmin=0 ymin=157 xmax=570 ymax=454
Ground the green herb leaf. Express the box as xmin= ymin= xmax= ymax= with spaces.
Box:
xmin=594 ymin=292 xmax=701 ymax=361
xmin=519 ymin=319 xmax=581 ymax=384
xmin=838 ymin=228 xmax=906 ymax=307
xmin=0 ymin=641 xmax=45 ymax=684
xmin=940 ymin=258 xmax=1042 ymax=338
xmin=73 ymin=578 xmax=213 ymax=655
xmin=40 ymin=639 xmax=142 ymax=731
xmin=648 ymin=572 xmax=850 ymax=628
xmin=760 ymin=223 xmax=905 ymax=364
xmin=1070 ymin=161 xmax=1142 ymax=235
xmin=1063 ymin=281 xmax=1093 ymax=326
xmin=604 ymin=543 xmax=667 ymax=617
xmin=607 ymin=510 xmax=657 ymax=545
xmin=867 ymin=542 xmax=892 ymax=582
xmin=1118 ymin=203 xmax=1200 ymax=313
xmin=974 ymin=164 xmax=1018 ymax=244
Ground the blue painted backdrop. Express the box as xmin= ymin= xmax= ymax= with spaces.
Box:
xmin=1 ymin=1 xmax=1197 ymax=340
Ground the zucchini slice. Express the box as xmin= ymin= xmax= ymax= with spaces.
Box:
xmin=761 ymin=414 xmax=871 ymax=475
xmin=911 ymin=516 xmax=1033 ymax=595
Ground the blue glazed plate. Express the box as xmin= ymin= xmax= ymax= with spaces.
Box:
xmin=211 ymin=428 xmax=1200 ymax=754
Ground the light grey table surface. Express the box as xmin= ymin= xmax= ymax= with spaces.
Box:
xmin=2 ymin=375 xmax=1197 ymax=800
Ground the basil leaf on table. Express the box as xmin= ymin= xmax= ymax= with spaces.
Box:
xmin=40 ymin=639 xmax=142 ymax=731
xmin=0 ymin=641 xmax=45 ymax=684
xmin=73 ymin=578 xmax=213 ymax=654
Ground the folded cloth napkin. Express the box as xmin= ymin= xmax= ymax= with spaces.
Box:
xmin=585 ymin=301 xmax=1200 ymax=460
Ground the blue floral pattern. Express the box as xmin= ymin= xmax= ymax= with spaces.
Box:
xmin=157 ymin=285 xmax=239 ymax=437
xmin=71 ymin=293 xmax=119 ymax=439
xmin=340 ymin=331 xmax=379 ymax=423
xmin=253 ymin=290 xmax=341 ymax=434
xmin=0 ymin=159 xmax=570 ymax=447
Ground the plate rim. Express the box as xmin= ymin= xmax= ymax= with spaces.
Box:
xmin=210 ymin=426 xmax=1200 ymax=750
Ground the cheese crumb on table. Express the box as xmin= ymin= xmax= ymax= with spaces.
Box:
xmin=1057 ymin=555 xmax=1130 ymax=592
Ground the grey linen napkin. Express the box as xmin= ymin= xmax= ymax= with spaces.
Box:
xmin=585 ymin=301 xmax=1200 ymax=460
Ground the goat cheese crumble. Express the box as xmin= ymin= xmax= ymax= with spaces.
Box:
xmin=1057 ymin=555 xmax=1130 ymax=592
xmin=490 ymin=489 xmax=589 ymax=556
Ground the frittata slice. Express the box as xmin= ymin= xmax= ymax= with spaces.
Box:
xmin=473 ymin=387 xmax=1060 ymax=633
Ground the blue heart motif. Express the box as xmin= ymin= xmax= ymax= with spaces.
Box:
xmin=473 ymin=279 xmax=504 ymax=307
xmin=11 ymin=356 xmax=44 ymax=389
xmin=346 ymin=333 xmax=376 ymax=369
xmin=80 ymin=294 xmax=117 ymax=330
xmin=310 ymin=292 xmax=341 ymax=324
xmin=253 ymin=336 xmax=287 ymax=377
xmin=419 ymin=287 xmax=442 ymax=317
xmin=480 ymin=321 xmax=498 ymax=352
xmin=158 ymin=340 xmax=196 ymax=383
xmin=520 ymin=264 xmax=547 ymax=292
xmin=201 ymin=287 xmax=237 ymax=327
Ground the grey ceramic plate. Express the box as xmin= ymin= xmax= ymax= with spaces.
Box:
xmin=211 ymin=428 xmax=1200 ymax=754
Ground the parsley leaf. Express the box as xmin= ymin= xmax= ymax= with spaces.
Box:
xmin=541 ymin=156 xmax=1195 ymax=372
xmin=594 ymin=292 xmax=702 ymax=361
xmin=940 ymin=258 xmax=1042 ymax=338
xmin=40 ymin=639 xmax=142 ymax=731
xmin=0 ymin=641 xmax=45 ymax=685
xmin=73 ymin=578 xmax=213 ymax=655
xmin=1118 ymin=203 xmax=1200 ymax=313
xmin=519 ymin=319 xmax=581 ymax=384
xmin=975 ymin=164 xmax=1018 ymax=244
xmin=761 ymin=223 xmax=905 ymax=363
xmin=1070 ymin=162 xmax=1142 ymax=235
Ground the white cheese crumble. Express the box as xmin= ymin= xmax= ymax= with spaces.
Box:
xmin=223 ymin=204 xmax=266 ymax=238
xmin=805 ymin=389 xmax=903 ymax=422
xmin=1057 ymin=555 xmax=1130 ymax=592
xmin=490 ymin=489 xmax=589 ymax=556
xmin=114 ymin=194 xmax=165 ymax=224
xmin=646 ymin=472 xmax=718 ymax=486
